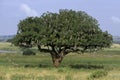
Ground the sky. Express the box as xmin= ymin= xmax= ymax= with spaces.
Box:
xmin=0 ymin=0 xmax=120 ymax=36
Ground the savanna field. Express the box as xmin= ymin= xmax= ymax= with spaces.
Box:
xmin=0 ymin=42 xmax=120 ymax=80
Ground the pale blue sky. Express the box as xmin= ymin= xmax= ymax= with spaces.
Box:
xmin=0 ymin=0 xmax=120 ymax=36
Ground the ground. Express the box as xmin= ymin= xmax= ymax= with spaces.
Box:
xmin=0 ymin=42 xmax=120 ymax=80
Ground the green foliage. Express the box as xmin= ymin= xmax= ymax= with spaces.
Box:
xmin=23 ymin=48 xmax=36 ymax=55
xmin=88 ymin=70 xmax=108 ymax=80
xmin=13 ymin=9 xmax=112 ymax=53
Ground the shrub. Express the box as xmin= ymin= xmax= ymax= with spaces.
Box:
xmin=23 ymin=48 xmax=36 ymax=55
xmin=88 ymin=70 xmax=108 ymax=80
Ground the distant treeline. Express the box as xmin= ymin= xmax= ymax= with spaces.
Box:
xmin=0 ymin=35 xmax=15 ymax=42
xmin=0 ymin=35 xmax=120 ymax=44
xmin=113 ymin=36 xmax=120 ymax=44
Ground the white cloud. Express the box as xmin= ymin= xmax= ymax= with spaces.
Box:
xmin=111 ymin=16 xmax=120 ymax=24
xmin=20 ymin=3 xmax=38 ymax=17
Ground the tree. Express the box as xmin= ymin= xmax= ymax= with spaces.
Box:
xmin=13 ymin=9 xmax=112 ymax=67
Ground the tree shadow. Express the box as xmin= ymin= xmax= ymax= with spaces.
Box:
xmin=23 ymin=64 xmax=51 ymax=68
xmin=70 ymin=64 xmax=104 ymax=69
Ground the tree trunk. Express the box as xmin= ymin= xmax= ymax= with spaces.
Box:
xmin=50 ymin=46 xmax=68 ymax=67
xmin=51 ymin=52 xmax=64 ymax=67
xmin=37 ymin=45 xmax=41 ymax=51
xmin=52 ymin=57 xmax=63 ymax=67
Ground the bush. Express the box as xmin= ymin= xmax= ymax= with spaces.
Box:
xmin=88 ymin=70 xmax=108 ymax=80
xmin=23 ymin=48 xmax=36 ymax=55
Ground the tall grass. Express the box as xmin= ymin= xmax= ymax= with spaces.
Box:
xmin=0 ymin=65 xmax=120 ymax=80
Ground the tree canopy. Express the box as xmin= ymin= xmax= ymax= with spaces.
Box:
xmin=13 ymin=9 xmax=112 ymax=67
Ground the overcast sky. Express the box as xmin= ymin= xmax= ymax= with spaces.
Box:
xmin=0 ymin=0 xmax=120 ymax=36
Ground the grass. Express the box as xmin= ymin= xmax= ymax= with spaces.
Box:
xmin=0 ymin=52 xmax=120 ymax=80
xmin=0 ymin=42 xmax=120 ymax=80
xmin=0 ymin=52 xmax=120 ymax=68
xmin=0 ymin=65 xmax=120 ymax=80
xmin=0 ymin=66 xmax=91 ymax=80
xmin=0 ymin=42 xmax=20 ymax=51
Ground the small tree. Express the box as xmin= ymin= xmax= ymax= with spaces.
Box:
xmin=13 ymin=9 xmax=112 ymax=67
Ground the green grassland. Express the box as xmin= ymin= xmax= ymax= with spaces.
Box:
xmin=0 ymin=42 xmax=120 ymax=80
xmin=0 ymin=42 xmax=20 ymax=51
